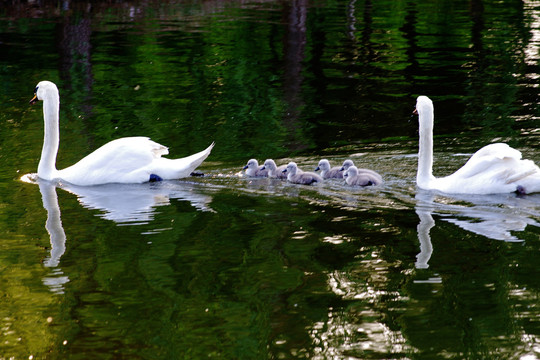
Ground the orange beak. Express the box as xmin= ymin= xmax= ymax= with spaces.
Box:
xmin=29 ymin=94 xmax=38 ymax=105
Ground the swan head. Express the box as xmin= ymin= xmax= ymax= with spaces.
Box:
xmin=315 ymin=159 xmax=330 ymax=172
xmin=414 ymin=96 xmax=433 ymax=116
xmin=284 ymin=162 xmax=298 ymax=175
xmin=344 ymin=166 xmax=358 ymax=178
xmin=243 ymin=159 xmax=259 ymax=170
xmin=30 ymin=81 xmax=59 ymax=104
xmin=263 ymin=159 xmax=276 ymax=171
xmin=341 ymin=159 xmax=354 ymax=171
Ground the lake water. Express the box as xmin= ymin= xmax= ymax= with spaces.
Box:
xmin=1 ymin=0 xmax=540 ymax=359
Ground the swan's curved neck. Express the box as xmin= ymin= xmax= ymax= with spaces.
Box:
xmin=38 ymin=91 xmax=60 ymax=180
xmin=417 ymin=107 xmax=434 ymax=187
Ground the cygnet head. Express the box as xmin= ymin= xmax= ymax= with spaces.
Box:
xmin=263 ymin=159 xmax=277 ymax=171
xmin=344 ymin=165 xmax=359 ymax=178
xmin=30 ymin=80 xmax=58 ymax=104
xmin=341 ymin=159 xmax=354 ymax=171
xmin=315 ymin=159 xmax=331 ymax=172
xmin=284 ymin=162 xmax=299 ymax=176
xmin=243 ymin=159 xmax=259 ymax=170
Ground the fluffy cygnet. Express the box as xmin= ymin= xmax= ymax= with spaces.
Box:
xmin=341 ymin=159 xmax=383 ymax=182
xmin=262 ymin=159 xmax=287 ymax=179
xmin=340 ymin=159 xmax=354 ymax=171
xmin=243 ymin=159 xmax=268 ymax=177
xmin=344 ymin=165 xmax=383 ymax=186
xmin=315 ymin=159 xmax=344 ymax=179
xmin=283 ymin=162 xmax=323 ymax=185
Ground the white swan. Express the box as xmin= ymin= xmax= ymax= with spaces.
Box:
xmin=414 ymin=95 xmax=540 ymax=194
xmin=30 ymin=81 xmax=214 ymax=186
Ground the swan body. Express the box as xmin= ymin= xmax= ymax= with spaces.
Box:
xmin=315 ymin=159 xmax=344 ymax=179
xmin=283 ymin=162 xmax=323 ymax=185
xmin=415 ymin=96 xmax=540 ymax=194
xmin=344 ymin=166 xmax=383 ymax=186
xmin=243 ymin=159 xmax=268 ymax=177
xmin=262 ymin=159 xmax=287 ymax=179
xmin=31 ymin=81 xmax=214 ymax=186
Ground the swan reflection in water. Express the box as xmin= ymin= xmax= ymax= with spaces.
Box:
xmin=414 ymin=189 xmax=540 ymax=269
xmin=24 ymin=174 xmax=215 ymax=293
xmin=38 ymin=180 xmax=70 ymax=294
xmin=63 ymin=179 xmax=214 ymax=223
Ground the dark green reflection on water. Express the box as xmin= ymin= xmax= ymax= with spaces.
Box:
xmin=2 ymin=0 xmax=538 ymax=163
xmin=1 ymin=0 xmax=540 ymax=359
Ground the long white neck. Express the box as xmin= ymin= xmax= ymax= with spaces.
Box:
xmin=38 ymin=91 xmax=60 ymax=180
xmin=417 ymin=105 xmax=434 ymax=188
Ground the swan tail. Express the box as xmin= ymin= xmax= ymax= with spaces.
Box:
xmin=147 ymin=142 xmax=214 ymax=180
xmin=178 ymin=142 xmax=214 ymax=163
xmin=178 ymin=142 xmax=214 ymax=176
xmin=165 ymin=142 xmax=215 ymax=179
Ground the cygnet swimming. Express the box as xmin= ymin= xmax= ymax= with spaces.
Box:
xmin=243 ymin=159 xmax=268 ymax=177
xmin=262 ymin=159 xmax=287 ymax=179
xmin=344 ymin=165 xmax=383 ymax=186
xmin=314 ymin=159 xmax=344 ymax=179
xmin=283 ymin=162 xmax=323 ymax=185
xmin=341 ymin=159 xmax=383 ymax=181
xmin=340 ymin=159 xmax=354 ymax=171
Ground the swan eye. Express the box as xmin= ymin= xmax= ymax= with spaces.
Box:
xmin=34 ymin=86 xmax=38 ymax=94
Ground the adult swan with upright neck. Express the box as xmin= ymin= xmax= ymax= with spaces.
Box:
xmin=414 ymin=95 xmax=540 ymax=195
xmin=30 ymin=81 xmax=214 ymax=186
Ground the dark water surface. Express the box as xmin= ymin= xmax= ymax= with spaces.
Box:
xmin=1 ymin=1 xmax=540 ymax=359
